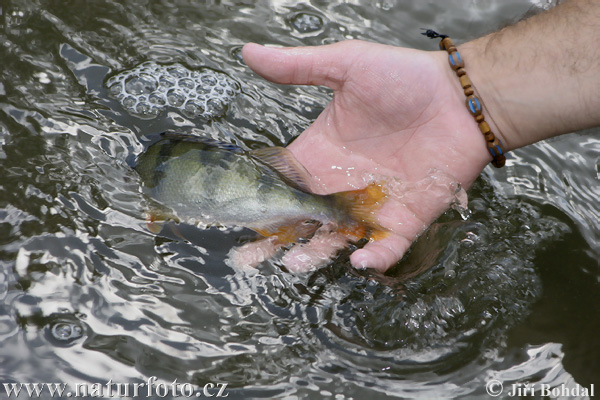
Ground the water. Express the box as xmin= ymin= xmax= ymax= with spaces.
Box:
xmin=0 ymin=0 xmax=598 ymax=398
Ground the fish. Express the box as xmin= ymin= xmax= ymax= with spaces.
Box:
xmin=134 ymin=132 xmax=388 ymax=246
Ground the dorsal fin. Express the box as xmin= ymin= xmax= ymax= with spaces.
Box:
xmin=158 ymin=132 xmax=244 ymax=153
xmin=250 ymin=147 xmax=313 ymax=193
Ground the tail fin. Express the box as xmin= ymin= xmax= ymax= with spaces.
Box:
xmin=333 ymin=182 xmax=389 ymax=242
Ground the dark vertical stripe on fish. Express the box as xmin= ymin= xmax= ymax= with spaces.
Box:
xmin=196 ymin=146 xmax=214 ymax=199
xmin=150 ymin=139 xmax=178 ymax=188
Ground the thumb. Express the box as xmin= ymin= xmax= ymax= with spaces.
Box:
xmin=242 ymin=41 xmax=362 ymax=91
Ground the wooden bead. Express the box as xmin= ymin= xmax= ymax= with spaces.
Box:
xmin=466 ymin=95 xmax=482 ymax=116
xmin=459 ymin=74 xmax=472 ymax=89
xmin=484 ymin=132 xmax=495 ymax=142
xmin=492 ymin=154 xmax=506 ymax=168
xmin=439 ymin=37 xmax=454 ymax=51
xmin=488 ymin=137 xmax=501 ymax=148
xmin=434 ymin=34 xmax=507 ymax=167
xmin=448 ymin=52 xmax=464 ymax=70
xmin=478 ymin=121 xmax=491 ymax=135
xmin=488 ymin=144 xmax=499 ymax=157
xmin=487 ymin=138 xmax=505 ymax=165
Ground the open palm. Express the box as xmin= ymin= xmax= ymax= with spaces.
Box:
xmin=241 ymin=40 xmax=491 ymax=272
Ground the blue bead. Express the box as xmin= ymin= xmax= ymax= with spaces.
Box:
xmin=468 ymin=97 xmax=481 ymax=114
xmin=449 ymin=52 xmax=462 ymax=67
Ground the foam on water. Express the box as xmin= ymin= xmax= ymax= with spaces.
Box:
xmin=105 ymin=62 xmax=240 ymax=119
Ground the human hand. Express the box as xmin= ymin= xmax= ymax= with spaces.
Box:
xmin=238 ymin=40 xmax=491 ymax=273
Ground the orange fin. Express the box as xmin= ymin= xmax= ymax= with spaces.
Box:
xmin=251 ymin=220 xmax=320 ymax=244
xmin=166 ymin=223 xmax=188 ymax=241
xmin=146 ymin=220 xmax=164 ymax=234
xmin=334 ymin=182 xmax=389 ymax=242
xmin=145 ymin=208 xmax=179 ymax=234
xmin=250 ymin=147 xmax=313 ymax=193
xmin=337 ymin=223 xmax=367 ymax=242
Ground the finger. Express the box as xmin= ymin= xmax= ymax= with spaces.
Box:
xmin=281 ymin=231 xmax=349 ymax=273
xmin=225 ymin=237 xmax=281 ymax=269
xmin=242 ymin=41 xmax=365 ymax=90
xmin=350 ymin=234 xmax=411 ymax=273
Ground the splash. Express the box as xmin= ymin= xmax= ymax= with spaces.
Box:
xmin=105 ymin=61 xmax=240 ymax=119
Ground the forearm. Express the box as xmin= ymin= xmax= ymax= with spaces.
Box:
xmin=458 ymin=0 xmax=600 ymax=151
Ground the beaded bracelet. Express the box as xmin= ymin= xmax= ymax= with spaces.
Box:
xmin=422 ymin=29 xmax=506 ymax=168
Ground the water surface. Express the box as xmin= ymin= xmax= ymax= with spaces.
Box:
xmin=0 ymin=0 xmax=598 ymax=398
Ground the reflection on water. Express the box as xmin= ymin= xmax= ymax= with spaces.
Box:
xmin=0 ymin=0 xmax=598 ymax=398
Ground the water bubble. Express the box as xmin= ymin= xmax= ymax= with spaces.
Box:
xmin=124 ymin=74 xmax=157 ymax=95
xmin=183 ymin=101 xmax=204 ymax=118
xmin=196 ymin=84 xmax=211 ymax=95
xmin=166 ymin=89 xmax=185 ymax=107
xmin=201 ymin=74 xmax=217 ymax=86
xmin=460 ymin=238 xmax=475 ymax=247
xmin=48 ymin=321 xmax=84 ymax=346
xmin=107 ymin=83 xmax=123 ymax=97
xmin=122 ymin=96 xmax=137 ymax=109
xmin=149 ymin=92 xmax=165 ymax=105
xmin=444 ymin=269 xmax=456 ymax=279
xmin=159 ymin=74 xmax=176 ymax=88
xmin=52 ymin=323 xmax=80 ymax=340
xmin=178 ymin=78 xmax=195 ymax=90
xmin=290 ymin=12 xmax=324 ymax=33
xmin=106 ymin=62 xmax=240 ymax=120
xmin=230 ymin=46 xmax=244 ymax=64
xmin=135 ymin=101 xmax=152 ymax=115
xmin=206 ymin=98 xmax=224 ymax=115
xmin=375 ymin=1 xmax=394 ymax=10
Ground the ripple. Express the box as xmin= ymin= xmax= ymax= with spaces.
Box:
xmin=0 ymin=0 xmax=596 ymax=397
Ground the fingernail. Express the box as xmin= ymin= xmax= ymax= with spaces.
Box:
xmin=356 ymin=260 xmax=369 ymax=270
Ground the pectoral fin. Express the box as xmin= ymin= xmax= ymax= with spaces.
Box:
xmin=250 ymin=220 xmax=321 ymax=244
xmin=146 ymin=219 xmax=164 ymax=234
xmin=145 ymin=208 xmax=180 ymax=234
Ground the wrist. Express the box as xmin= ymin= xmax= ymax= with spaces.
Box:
xmin=456 ymin=0 xmax=600 ymax=152
xmin=431 ymin=35 xmax=507 ymax=167
xmin=457 ymin=38 xmax=515 ymax=152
